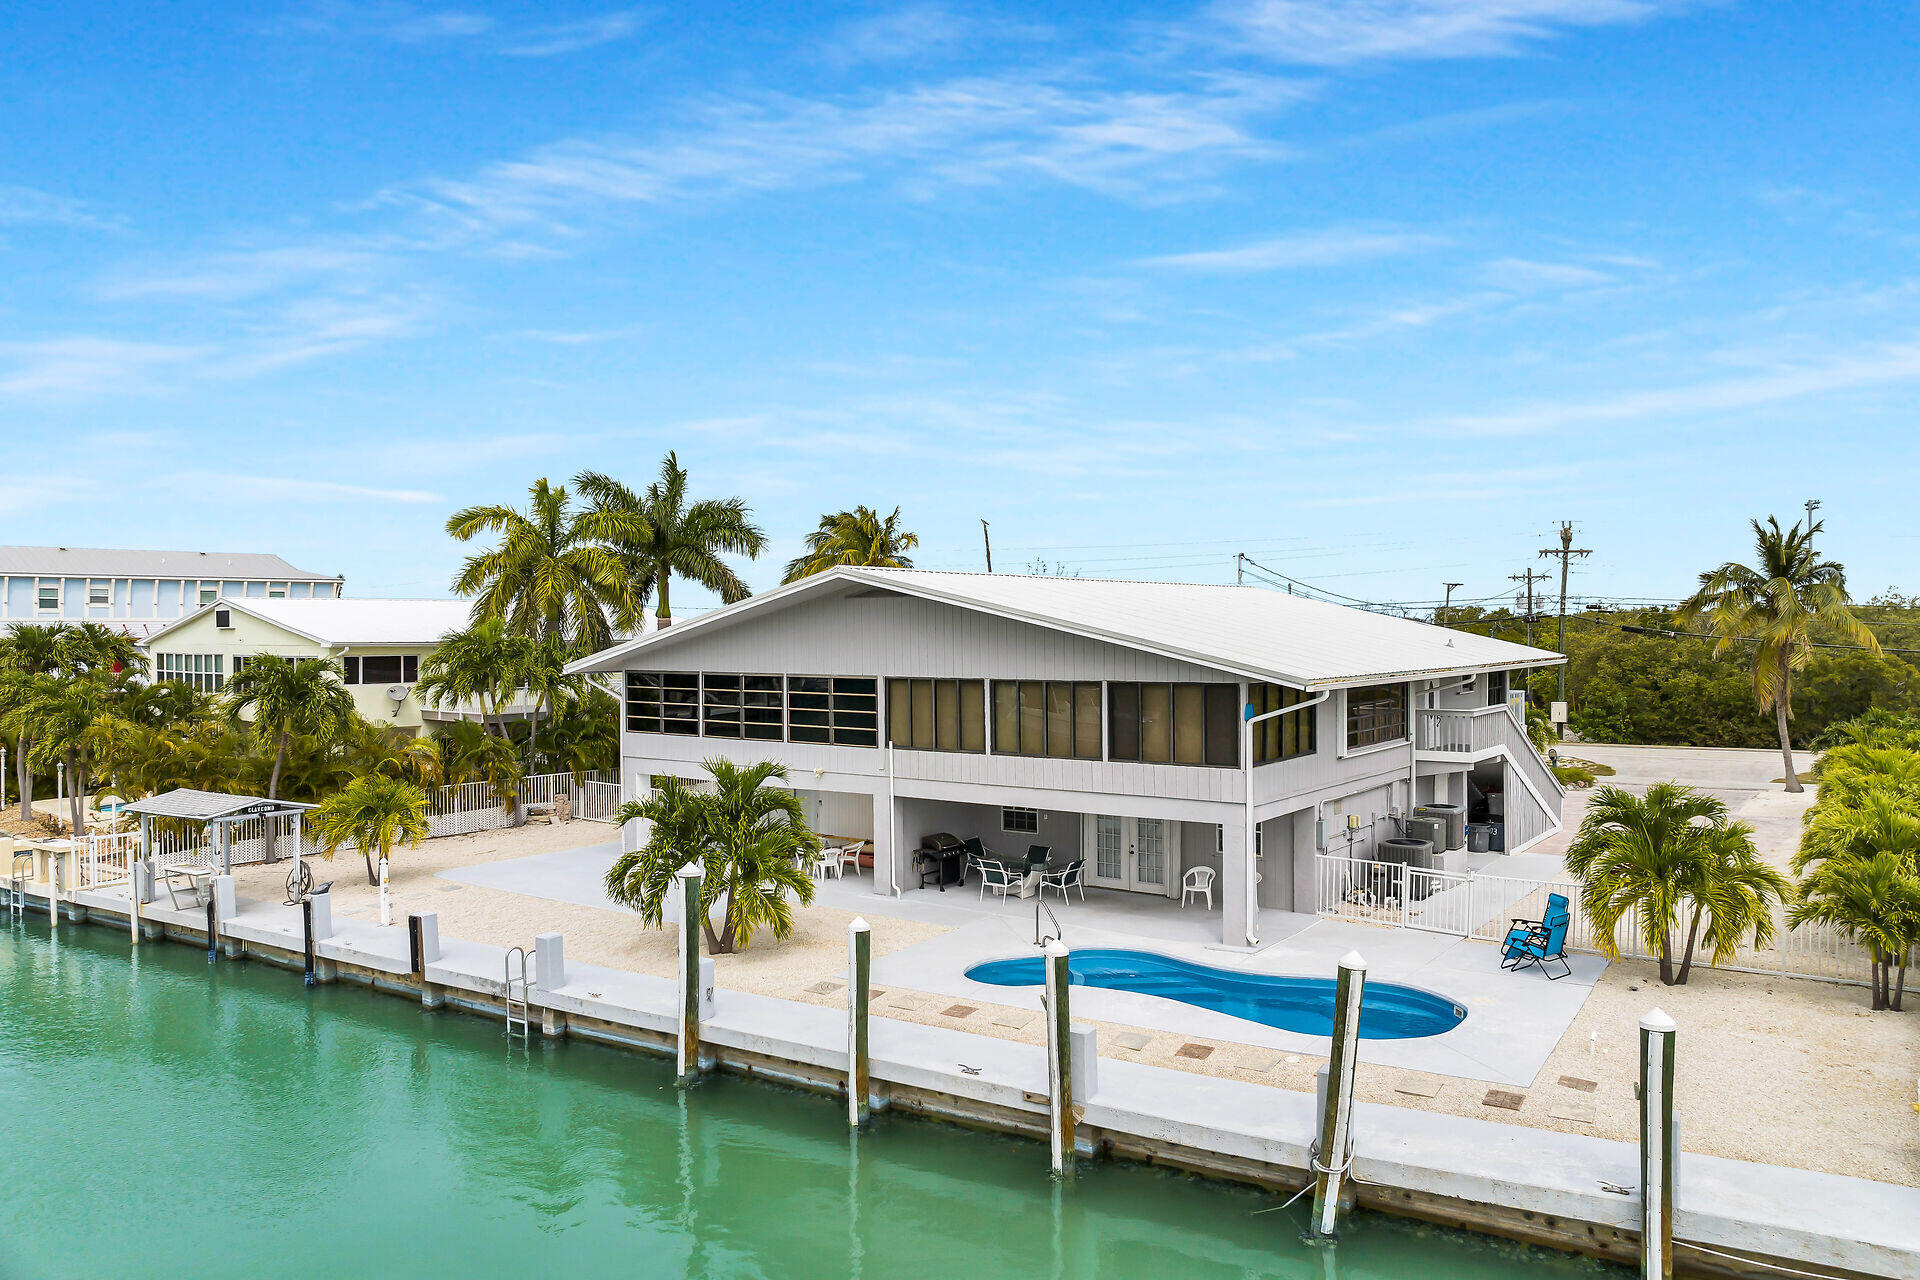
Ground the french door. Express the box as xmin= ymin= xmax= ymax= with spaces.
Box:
xmin=1084 ymin=815 xmax=1176 ymax=895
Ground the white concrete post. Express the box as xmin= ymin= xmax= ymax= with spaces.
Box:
xmin=847 ymin=917 xmax=872 ymax=1128
xmin=676 ymin=862 xmax=705 ymax=1085
xmin=1311 ymin=950 xmax=1367 ymax=1237
xmin=378 ymin=856 xmax=391 ymax=927
xmin=534 ymin=932 xmax=566 ymax=991
xmin=307 ymin=886 xmax=333 ymax=942
xmin=1640 ymin=1008 xmax=1677 ymax=1280
xmin=1043 ymin=939 xmax=1074 ymax=1178
xmin=1069 ymin=1023 xmax=1098 ymax=1101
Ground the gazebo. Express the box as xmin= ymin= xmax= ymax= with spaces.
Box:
xmin=123 ymin=789 xmax=316 ymax=876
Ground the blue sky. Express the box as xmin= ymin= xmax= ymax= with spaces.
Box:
xmin=3 ymin=1 xmax=1916 ymax=616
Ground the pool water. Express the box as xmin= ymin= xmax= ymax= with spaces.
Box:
xmin=0 ymin=921 xmax=1613 ymax=1280
xmin=965 ymin=949 xmax=1466 ymax=1039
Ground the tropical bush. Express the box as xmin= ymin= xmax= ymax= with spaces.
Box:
xmin=1565 ymin=782 xmax=1790 ymax=985
xmin=604 ymin=759 xmax=818 ymax=954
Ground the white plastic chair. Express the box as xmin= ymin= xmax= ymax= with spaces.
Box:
xmin=1181 ymin=866 xmax=1216 ymax=910
xmin=837 ymin=844 xmax=864 ymax=875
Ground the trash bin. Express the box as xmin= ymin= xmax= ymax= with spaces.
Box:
xmin=1466 ymin=823 xmax=1493 ymax=854
xmin=1489 ymin=822 xmax=1506 ymax=853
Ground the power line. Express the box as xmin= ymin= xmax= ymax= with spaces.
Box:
xmin=1539 ymin=521 xmax=1593 ymax=726
xmin=1619 ymin=624 xmax=1920 ymax=657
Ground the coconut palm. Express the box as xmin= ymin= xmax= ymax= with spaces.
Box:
xmin=1565 ymin=782 xmax=1791 ymax=985
xmin=447 ymin=478 xmax=641 ymax=650
xmin=338 ymin=716 xmax=443 ymax=789
xmin=416 ymin=618 xmax=534 ymax=741
xmin=604 ymin=758 xmax=818 ymax=954
xmin=7 ymin=674 xmax=110 ymax=835
xmin=223 ymin=656 xmax=356 ymax=860
xmin=1791 ymin=853 xmax=1920 ymax=1010
xmin=310 ymin=774 xmax=431 ymax=886
xmin=575 ymin=453 xmax=766 ymax=631
xmin=782 ymin=505 xmax=919 ymax=582
xmin=1675 ymin=516 xmax=1880 ymax=792
xmin=432 ymin=719 xmax=523 ymax=812
xmin=59 ymin=622 xmax=147 ymax=679
xmin=531 ymin=686 xmax=620 ymax=782
xmin=0 ymin=624 xmax=69 ymax=819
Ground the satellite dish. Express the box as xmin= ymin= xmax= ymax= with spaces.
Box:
xmin=386 ymin=685 xmax=409 ymax=702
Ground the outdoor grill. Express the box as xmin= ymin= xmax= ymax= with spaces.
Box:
xmin=914 ymin=833 xmax=967 ymax=890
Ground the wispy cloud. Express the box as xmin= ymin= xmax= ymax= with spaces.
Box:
xmin=0 ymin=183 xmax=119 ymax=232
xmin=385 ymin=73 xmax=1299 ymax=236
xmin=1213 ymin=0 xmax=1667 ymax=67
xmin=1475 ymin=256 xmax=1618 ymax=290
xmin=98 ymin=244 xmax=389 ymax=301
xmin=1438 ymin=339 xmax=1920 ymax=436
xmin=0 ymin=337 xmax=211 ymax=397
xmin=502 ymin=9 xmax=648 ymax=57
xmin=270 ymin=3 xmax=494 ymax=43
xmin=819 ymin=4 xmax=999 ymax=65
xmin=170 ymin=473 xmax=443 ymax=504
xmin=1140 ymin=226 xmax=1445 ymax=271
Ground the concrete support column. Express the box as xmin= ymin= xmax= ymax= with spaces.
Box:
xmin=870 ymin=790 xmax=896 ymax=897
xmin=534 ymin=932 xmax=568 ymax=1037
xmin=1217 ymin=819 xmax=1253 ymax=947
xmin=1290 ymin=809 xmax=1319 ymax=915
xmin=212 ymin=874 xmax=239 ymax=957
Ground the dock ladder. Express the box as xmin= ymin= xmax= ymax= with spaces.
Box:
xmin=8 ymin=851 xmax=33 ymax=921
xmin=504 ymin=947 xmax=532 ymax=1040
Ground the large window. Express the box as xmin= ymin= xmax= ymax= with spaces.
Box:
xmin=342 ymin=655 xmax=419 ymax=685
xmin=788 ymin=676 xmax=879 ymax=746
xmin=992 ymin=681 xmax=1100 ymax=759
xmin=626 ymin=672 xmax=700 ymax=734
xmin=1250 ymin=683 xmax=1318 ymax=763
xmin=888 ymin=679 xmax=985 ymax=752
xmin=1109 ymin=682 xmax=1239 ymax=767
xmin=1345 ymin=683 xmax=1408 ymax=751
xmin=156 ymin=652 xmax=224 ymax=692
xmin=703 ymin=674 xmax=785 ymax=740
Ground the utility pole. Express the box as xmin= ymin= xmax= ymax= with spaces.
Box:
xmin=1236 ymin=553 xmax=1244 ymax=585
xmin=981 ymin=520 xmax=993 ymax=573
xmin=1509 ymin=567 xmax=1549 ymax=647
xmin=1439 ymin=582 xmax=1463 ymax=626
xmin=1538 ymin=522 xmax=1592 ymax=733
xmin=1803 ymin=498 xmax=1821 ymax=533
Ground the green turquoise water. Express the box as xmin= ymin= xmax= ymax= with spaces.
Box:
xmin=0 ymin=921 xmax=1623 ymax=1280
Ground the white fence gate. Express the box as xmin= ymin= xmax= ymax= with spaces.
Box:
xmin=1315 ymin=853 xmax=1901 ymax=990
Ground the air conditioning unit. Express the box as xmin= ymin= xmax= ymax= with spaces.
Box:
xmin=1402 ymin=816 xmax=1447 ymax=855
xmin=1375 ymin=836 xmax=1436 ymax=900
xmin=1416 ymin=803 xmax=1467 ymax=851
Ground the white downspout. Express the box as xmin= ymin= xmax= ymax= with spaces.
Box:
xmin=1243 ymin=686 xmax=1331 ymax=946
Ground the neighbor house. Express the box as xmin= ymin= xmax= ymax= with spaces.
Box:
xmin=0 ymin=544 xmax=343 ymax=641
xmin=565 ymin=568 xmax=1566 ymax=947
xmin=138 ymin=597 xmax=503 ymax=733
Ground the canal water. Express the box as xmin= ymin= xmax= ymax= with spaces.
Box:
xmin=0 ymin=922 xmax=1623 ymax=1280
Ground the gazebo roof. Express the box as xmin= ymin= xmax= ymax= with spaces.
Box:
xmin=122 ymin=789 xmax=316 ymax=822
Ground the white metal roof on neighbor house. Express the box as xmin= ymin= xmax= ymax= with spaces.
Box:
xmin=566 ymin=566 xmax=1564 ymax=688
xmin=142 ymin=597 xmax=476 ymax=649
xmin=0 ymin=545 xmax=340 ymax=581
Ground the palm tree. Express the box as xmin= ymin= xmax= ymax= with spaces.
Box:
xmin=604 ymin=758 xmax=818 ymax=954
xmin=0 ymin=624 xmax=69 ymax=820
xmin=337 ymin=716 xmax=443 ymax=789
xmin=1565 ymin=782 xmax=1790 ymax=985
xmin=8 ymin=674 xmax=109 ymax=835
xmin=1791 ymin=853 xmax=1920 ymax=1010
xmin=311 ymin=774 xmax=431 ymax=886
xmin=447 ymin=478 xmax=641 ymax=650
xmin=416 ymin=618 xmax=531 ymax=741
xmin=576 ymin=453 xmax=766 ymax=631
xmin=1676 ymin=516 xmax=1880 ymax=792
xmin=782 ymin=505 xmax=919 ymax=582
xmin=432 ymin=719 xmax=523 ymax=811
xmin=59 ymin=622 xmax=146 ymax=679
xmin=223 ymin=656 xmax=356 ymax=858
xmin=532 ymin=687 xmax=620 ymax=782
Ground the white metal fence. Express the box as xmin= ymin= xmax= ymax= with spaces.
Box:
xmin=571 ymin=779 xmax=622 ymax=823
xmin=71 ymin=831 xmax=142 ymax=890
xmin=1315 ymin=853 xmax=1902 ymax=989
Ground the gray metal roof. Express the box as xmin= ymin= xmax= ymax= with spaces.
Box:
xmin=121 ymin=789 xmax=317 ymax=821
xmin=0 ymin=545 xmax=340 ymax=581
xmin=567 ymin=566 xmax=1566 ymax=689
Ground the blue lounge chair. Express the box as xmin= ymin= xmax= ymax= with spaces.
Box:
xmin=1502 ymin=892 xmax=1572 ymax=980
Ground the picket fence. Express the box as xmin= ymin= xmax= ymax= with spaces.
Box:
xmin=1314 ymin=852 xmax=1899 ymax=989
xmin=68 ymin=770 xmax=621 ymax=888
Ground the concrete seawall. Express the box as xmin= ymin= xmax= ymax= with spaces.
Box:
xmin=23 ymin=880 xmax=1920 ymax=1280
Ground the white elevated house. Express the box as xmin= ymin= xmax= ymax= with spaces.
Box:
xmin=567 ymin=568 xmax=1566 ymax=947
xmin=139 ymin=597 xmax=513 ymax=734
xmin=0 ymin=544 xmax=342 ymax=640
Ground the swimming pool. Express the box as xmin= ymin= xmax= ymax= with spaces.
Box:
xmin=964 ymin=948 xmax=1466 ymax=1040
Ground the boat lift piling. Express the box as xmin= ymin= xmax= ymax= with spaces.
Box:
xmin=1639 ymin=1009 xmax=1678 ymax=1280
xmin=847 ymin=917 xmax=872 ymax=1129
xmin=1311 ymin=951 xmax=1367 ymax=1238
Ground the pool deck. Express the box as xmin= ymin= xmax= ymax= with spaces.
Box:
xmin=46 ymin=877 xmax=1920 ymax=1279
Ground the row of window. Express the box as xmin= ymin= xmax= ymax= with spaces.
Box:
xmin=28 ymin=581 xmax=308 ymax=613
xmin=342 ymin=655 xmax=421 ymax=686
xmin=623 ymin=673 xmax=1411 ymax=765
xmin=155 ymin=652 xmax=225 ymax=692
xmin=625 ymin=673 xmax=881 ymax=746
